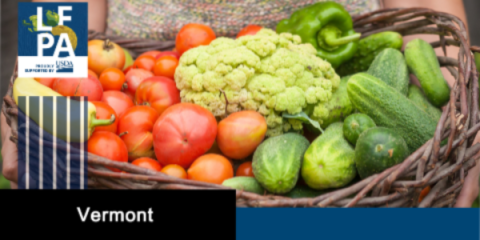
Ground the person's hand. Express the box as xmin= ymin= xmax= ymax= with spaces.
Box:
xmin=1 ymin=112 xmax=18 ymax=188
xmin=454 ymin=133 xmax=480 ymax=207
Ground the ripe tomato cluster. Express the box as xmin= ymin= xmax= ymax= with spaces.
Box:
xmin=34 ymin=24 xmax=264 ymax=184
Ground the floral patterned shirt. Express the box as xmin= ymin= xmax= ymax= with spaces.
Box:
xmin=106 ymin=0 xmax=382 ymax=41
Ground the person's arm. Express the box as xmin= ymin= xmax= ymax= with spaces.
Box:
xmin=383 ymin=0 xmax=467 ymax=86
xmin=32 ymin=0 xmax=107 ymax=33
xmin=384 ymin=0 xmax=479 ymax=207
xmin=2 ymin=112 xmax=18 ymax=188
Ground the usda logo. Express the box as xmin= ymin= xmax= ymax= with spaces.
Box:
xmin=18 ymin=3 xmax=87 ymax=77
xmin=56 ymin=60 xmax=74 ymax=73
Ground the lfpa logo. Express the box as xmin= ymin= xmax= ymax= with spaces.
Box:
xmin=18 ymin=3 xmax=87 ymax=77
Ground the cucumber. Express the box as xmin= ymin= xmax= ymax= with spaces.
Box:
xmin=405 ymin=39 xmax=450 ymax=107
xmin=367 ymin=48 xmax=409 ymax=95
xmin=302 ymin=122 xmax=356 ymax=190
xmin=222 ymin=177 xmax=265 ymax=195
xmin=407 ymin=84 xmax=442 ymax=121
xmin=347 ymin=73 xmax=438 ymax=153
xmin=343 ymin=113 xmax=376 ymax=145
xmin=252 ymin=133 xmax=310 ymax=194
xmin=336 ymin=31 xmax=403 ymax=76
xmin=355 ymin=127 xmax=409 ymax=179
xmin=309 ymin=75 xmax=354 ymax=129
xmin=284 ymin=185 xmax=327 ymax=198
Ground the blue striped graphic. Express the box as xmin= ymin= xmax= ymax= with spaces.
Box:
xmin=17 ymin=96 xmax=88 ymax=189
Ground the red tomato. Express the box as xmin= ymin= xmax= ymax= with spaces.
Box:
xmin=132 ymin=55 xmax=156 ymax=72
xmin=139 ymin=50 xmax=162 ymax=58
xmin=153 ymin=56 xmax=179 ymax=79
xmin=156 ymin=51 xmax=180 ymax=60
xmin=123 ymin=89 xmax=135 ymax=102
xmin=53 ymin=75 xmax=103 ymax=101
xmin=34 ymin=78 xmax=56 ymax=88
xmin=99 ymin=68 xmax=126 ymax=91
xmin=101 ymin=91 xmax=134 ymax=118
xmin=187 ymin=154 xmax=233 ymax=184
xmin=236 ymin=25 xmax=262 ymax=38
xmin=118 ymin=106 xmax=160 ymax=161
xmin=161 ymin=164 xmax=187 ymax=179
xmin=176 ymin=23 xmax=216 ymax=55
xmin=124 ymin=68 xmax=154 ymax=96
xmin=91 ymin=101 xmax=118 ymax=134
xmin=217 ymin=111 xmax=267 ymax=160
xmin=135 ymin=76 xmax=180 ymax=115
xmin=123 ymin=65 xmax=133 ymax=75
xmin=88 ymin=131 xmax=128 ymax=172
xmin=88 ymin=39 xmax=125 ymax=76
xmin=153 ymin=103 xmax=217 ymax=168
xmin=236 ymin=161 xmax=254 ymax=177
xmin=88 ymin=69 xmax=98 ymax=79
xmin=131 ymin=157 xmax=162 ymax=171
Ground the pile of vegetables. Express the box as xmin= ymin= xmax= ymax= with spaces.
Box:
xmin=14 ymin=1 xmax=452 ymax=199
xmin=175 ymin=28 xmax=340 ymax=136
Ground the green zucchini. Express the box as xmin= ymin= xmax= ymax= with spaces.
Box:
xmin=343 ymin=113 xmax=376 ymax=145
xmin=309 ymin=75 xmax=354 ymax=129
xmin=355 ymin=127 xmax=410 ymax=179
xmin=405 ymin=39 xmax=450 ymax=107
xmin=336 ymin=31 xmax=403 ymax=76
xmin=367 ymin=48 xmax=409 ymax=95
xmin=347 ymin=73 xmax=438 ymax=153
xmin=302 ymin=122 xmax=357 ymax=190
xmin=407 ymin=84 xmax=442 ymax=121
xmin=252 ymin=133 xmax=310 ymax=194
xmin=283 ymin=185 xmax=327 ymax=198
xmin=222 ymin=177 xmax=265 ymax=195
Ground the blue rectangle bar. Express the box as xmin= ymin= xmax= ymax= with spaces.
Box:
xmin=236 ymin=208 xmax=479 ymax=240
xmin=55 ymin=96 xmax=68 ymax=189
xmin=28 ymin=96 xmax=40 ymax=188
xmin=68 ymin=97 xmax=88 ymax=189
xmin=42 ymin=96 xmax=54 ymax=189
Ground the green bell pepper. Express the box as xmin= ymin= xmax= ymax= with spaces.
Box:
xmin=276 ymin=2 xmax=360 ymax=68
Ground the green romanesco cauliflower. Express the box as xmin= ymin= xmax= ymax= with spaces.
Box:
xmin=174 ymin=28 xmax=341 ymax=136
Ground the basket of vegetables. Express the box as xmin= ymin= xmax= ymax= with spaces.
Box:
xmin=3 ymin=3 xmax=480 ymax=207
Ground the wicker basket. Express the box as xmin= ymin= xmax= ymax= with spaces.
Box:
xmin=3 ymin=7 xmax=480 ymax=207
